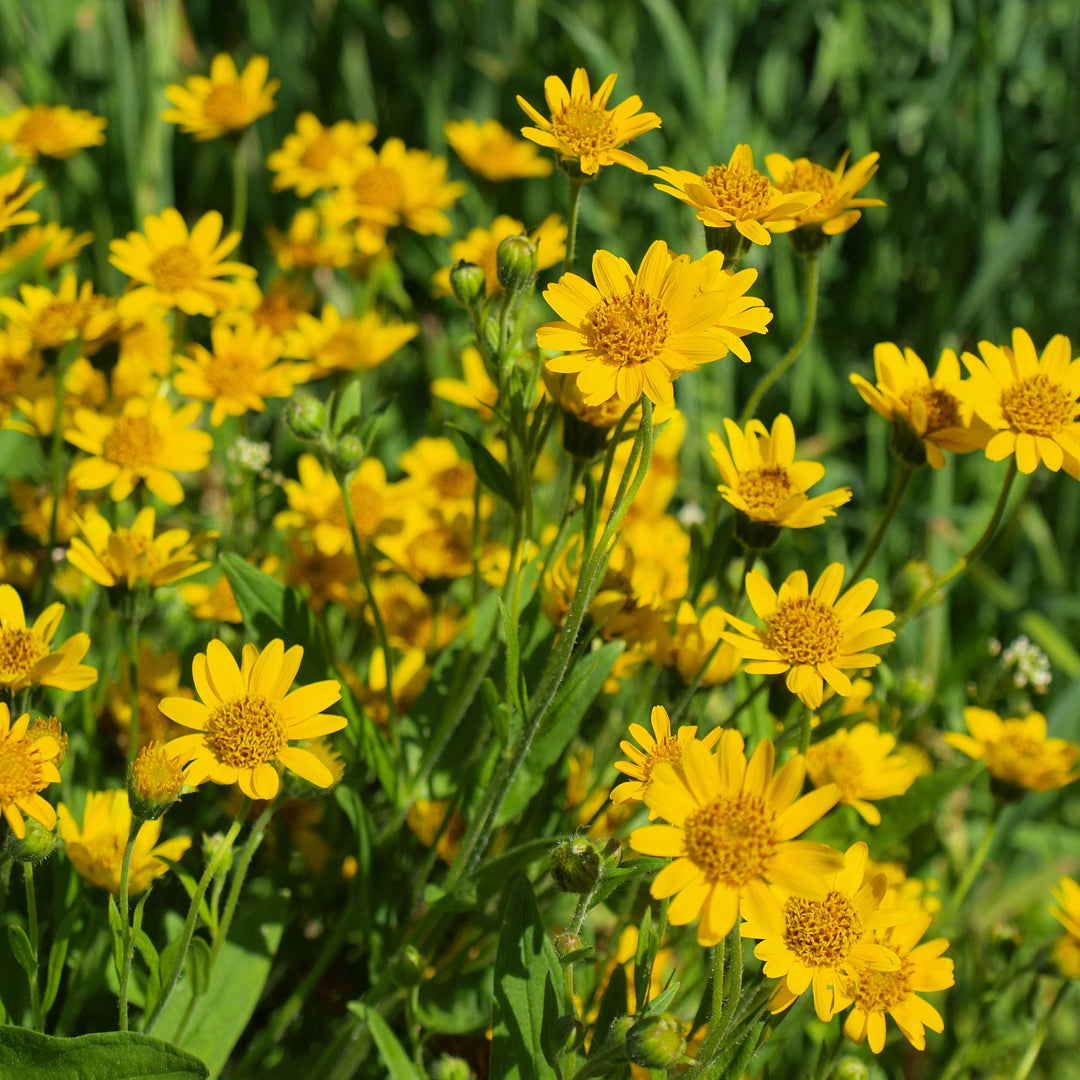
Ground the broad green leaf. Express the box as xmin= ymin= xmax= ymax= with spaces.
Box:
xmin=0 ymin=1027 xmax=209 ymax=1080
xmin=448 ymin=424 xmax=519 ymax=508
xmin=872 ymin=762 xmax=983 ymax=853
xmin=332 ymin=378 xmax=362 ymax=437
xmin=348 ymin=1002 xmax=424 ymax=1079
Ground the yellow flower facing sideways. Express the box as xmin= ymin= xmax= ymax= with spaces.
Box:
xmin=1049 ymin=876 xmax=1080 ymax=978
xmin=163 ymin=54 xmax=279 ymax=141
xmin=283 ymin=303 xmax=418 ymax=377
xmin=0 ymin=222 xmax=93 ymax=275
xmin=0 ymin=584 xmax=97 ymax=693
xmin=0 ymin=166 xmax=43 ymax=233
xmin=0 ymin=273 xmax=117 ymax=352
xmin=444 ymin=118 xmax=554 ymax=181
xmin=0 ymin=702 xmax=61 ymax=838
xmin=0 ymin=104 xmax=107 ymax=160
xmin=267 ymin=112 xmax=376 ymax=195
xmin=765 ymin=150 xmax=885 ymax=236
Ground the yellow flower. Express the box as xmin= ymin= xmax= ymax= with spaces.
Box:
xmin=267 ymin=112 xmax=375 ymax=195
xmin=222 ymin=279 xmax=315 ymax=341
xmin=0 ymin=105 xmax=106 ymax=160
xmin=0 ymin=222 xmax=92 ymax=274
xmin=651 ymin=145 xmax=820 ymax=246
xmin=283 ymin=303 xmax=417 ymax=377
xmin=10 ymin=478 xmax=86 ymax=545
xmin=407 ymin=798 xmax=465 ymax=864
xmin=161 ymin=638 xmax=345 ymax=800
xmin=722 ymin=565 xmax=896 ymax=710
xmin=957 ymin=327 xmax=1080 ymax=474
xmin=67 ymin=506 xmax=214 ymax=589
xmin=805 ymin=723 xmax=926 ymax=825
xmin=0 ymin=585 xmax=96 ymax=693
xmin=708 ymin=414 xmax=852 ymax=530
xmin=0 ymin=272 xmax=116 ymax=351
xmin=0 ymin=702 xmax=61 ymax=838
xmin=162 ymin=54 xmax=278 ymax=141
xmin=282 ymin=537 xmax=363 ymax=613
xmin=66 ymin=396 xmax=213 ymax=505
xmin=180 ymin=573 xmax=243 ymax=624
xmin=431 ymin=213 xmax=566 ymax=297
xmin=10 ymin=355 xmax=108 ymax=439
xmin=694 ymin=259 xmax=774 ymax=363
xmin=743 ymin=842 xmax=905 ymax=1022
xmin=379 ymin=506 xmax=476 ymax=587
xmin=398 ymin=437 xmax=478 ymax=518
xmin=444 ymin=118 xmax=554 ymax=181
xmin=268 ymin=208 xmax=355 ymax=271
xmin=871 ymin=860 xmax=941 ymax=921
xmin=0 ymin=166 xmax=43 ymax=233
xmin=129 ymin=742 xmax=185 ymax=818
xmin=851 ymin=344 xmax=989 ymax=469
xmin=630 ymin=733 xmax=842 ymax=945
xmin=433 ymin=345 xmax=501 ymax=420
xmin=110 ymin=208 xmax=256 ymax=318
xmin=105 ymin=643 xmax=191 ymax=750
xmin=1050 ymin=876 xmax=1080 ymax=978
xmin=516 ymin=69 xmax=661 ymax=175
xmin=765 ymin=151 xmax=885 ymax=236
xmin=367 ymin=575 xmax=463 ymax=652
xmin=839 ymin=914 xmax=954 ymax=1053
xmin=611 ymin=705 xmax=722 ymax=811
xmin=58 ymin=790 xmax=191 ymax=895
xmin=0 ymin=332 xmax=41 ymax=427
xmin=353 ymin=647 xmax=429 ymax=728
xmin=538 ymin=241 xmax=747 ymax=407
xmin=944 ymin=707 xmax=1080 ymax=791
xmin=669 ymin=602 xmax=740 ymax=688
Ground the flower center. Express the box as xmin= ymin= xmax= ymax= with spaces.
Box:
xmin=853 ymin=956 xmax=911 ymax=1011
xmin=0 ymin=735 xmax=43 ymax=802
xmin=783 ymin=890 xmax=863 ymax=966
xmin=254 ymin=294 xmax=304 ymax=335
xmin=33 ymin=301 xmax=85 ymax=348
xmin=1000 ymin=374 xmax=1076 ymax=437
xmin=984 ymin=722 xmax=1049 ymax=778
xmin=0 ymin=354 xmax=31 ymax=396
xmin=739 ymin=465 xmax=796 ymax=517
xmin=101 ymin=532 xmax=163 ymax=579
xmin=683 ymin=790 xmax=778 ymax=885
xmin=17 ymin=108 xmax=64 ymax=152
xmin=149 ymin=245 xmax=202 ymax=293
xmin=0 ymin=628 xmax=48 ymax=684
xmin=639 ymin=735 xmax=686 ymax=784
xmin=102 ymin=416 xmax=162 ymax=468
xmin=300 ymin=132 xmax=336 ymax=173
xmin=702 ymin=162 xmax=774 ymax=218
xmin=805 ymin=740 xmax=863 ymax=800
xmin=347 ymin=482 xmax=383 ymax=538
xmin=551 ymin=101 xmax=617 ymax=157
xmin=766 ymin=597 xmax=844 ymax=666
xmin=405 ymin=525 xmax=470 ymax=581
xmin=320 ymin=329 xmax=360 ymax=371
xmin=904 ymin=385 xmax=961 ymax=434
xmin=432 ymin=464 xmax=474 ymax=500
xmin=583 ymin=291 xmax=670 ymax=367
xmin=203 ymin=349 xmax=261 ymax=399
xmin=776 ymin=161 xmax=836 ymax=219
xmin=205 ymin=694 xmax=287 ymax=769
xmin=352 ymin=164 xmax=404 ymax=211
xmin=202 ymin=84 xmax=252 ymax=129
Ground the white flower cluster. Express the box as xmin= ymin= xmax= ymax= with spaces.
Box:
xmin=997 ymin=635 xmax=1052 ymax=694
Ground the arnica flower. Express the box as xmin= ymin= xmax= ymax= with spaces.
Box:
xmin=0 ymin=702 xmax=61 ymax=838
xmin=651 ymin=145 xmax=820 ymax=248
xmin=444 ymin=118 xmax=554 ymax=181
xmin=105 ymin=643 xmax=192 ymax=750
xmin=407 ymin=798 xmax=466 ymax=864
xmin=722 ymin=565 xmax=897 ymax=710
xmin=0 ymin=273 xmax=117 ymax=352
xmin=958 ymin=328 xmax=1080 ymax=474
xmin=110 ymin=208 xmax=256 ymax=318
xmin=0 ymin=584 xmax=97 ymax=693
xmin=352 ymin=647 xmax=429 ymax=728
xmin=433 ymin=345 xmax=501 ymax=420
xmin=432 ymin=214 xmax=566 ymax=297
xmin=765 ymin=151 xmax=886 ymax=237
xmin=379 ymin=507 xmax=476 ymax=587
xmin=180 ymin=573 xmax=243 ymax=625
xmin=805 ymin=723 xmax=927 ymax=825
xmin=58 ymin=790 xmax=191 ymax=896
xmin=630 ymin=733 xmax=842 ymax=945
xmin=516 ymin=69 xmax=661 ymax=175
xmin=174 ymin=318 xmax=310 ymax=426
xmin=161 ymin=638 xmax=345 ymax=800
xmin=283 ymin=303 xmax=418 ymax=377
xmin=0 ymin=105 xmax=107 ymax=160
xmin=0 ymin=166 xmax=43 ymax=233
xmin=0 ymin=222 xmax=93 ymax=275
xmin=368 ymin=575 xmax=463 ymax=652
xmin=851 ymin=343 xmax=988 ymax=469
xmin=162 ymin=54 xmax=278 ymax=141
xmin=538 ymin=241 xmax=746 ymax=407
xmin=129 ymin=742 xmax=185 ymax=820
xmin=742 ymin=842 xmax=904 ymax=1022
xmin=1049 ymin=876 xmax=1080 ymax=978
xmin=944 ymin=707 xmax=1080 ymax=791
xmin=267 ymin=112 xmax=376 ymax=195
xmin=67 ymin=506 xmax=214 ymax=590
xmin=668 ymin=602 xmax=741 ymax=688
xmin=269 ymin=208 xmax=355 ymax=272
xmin=611 ymin=705 xmax=722 ymax=813
xmin=398 ymin=437 xmax=478 ymax=518
xmin=66 ymin=397 xmax=213 ymax=505
xmin=839 ymin=913 xmax=954 ymax=1053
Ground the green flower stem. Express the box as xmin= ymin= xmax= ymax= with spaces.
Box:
xmin=24 ymin=862 xmax=43 ymax=1032
xmin=125 ymin=600 xmax=142 ymax=770
xmin=230 ymin=132 xmax=248 ymax=238
xmin=738 ymin=254 xmax=820 ymax=426
xmin=734 ymin=548 xmax=755 ymax=614
xmin=846 ymin=461 xmax=916 ymax=587
xmin=117 ymin=820 xmax=140 ymax=1031
xmin=798 ymin=704 xmax=814 ymax=756
xmin=939 ymin=807 xmax=999 ymax=929
xmin=684 ymin=924 xmax=743 ymax=1080
xmin=145 ymin=798 xmax=251 ymax=1033
xmin=563 ymin=176 xmax=586 ymax=273
xmin=1012 ymin=981 xmax=1070 ymax=1080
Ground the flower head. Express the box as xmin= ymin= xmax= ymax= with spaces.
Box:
xmin=765 ymin=151 xmax=885 ymax=236
xmin=180 ymin=573 xmax=243 ymax=624
xmin=1050 ymin=876 xmax=1080 ymax=978
xmin=269 ymin=208 xmax=355 ymax=272
xmin=161 ymin=638 xmax=345 ymax=800
xmin=668 ymin=602 xmax=741 ymax=688
xmin=630 ymin=733 xmax=842 ymax=945
xmin=517 ymin=69 xmax=660 ymax=175
xmin=129 ymin=742 xmax=185 ymax=820
xmin=163 ymin=54 xmax=278 ymax=141
xmin=0 ymin=222 xmax=93 ymax=275
xmin=0 ymin=273 xmax=116 ymax=351
xmin=0 ymin=105 xmax=106 ymax=160
xmin=283 ymin=303 xmax=417 ymax=377
xmin=444 ymin=118 xmax=554 ymax=181
xmin=267 ymin=112 xmax=375 ymax=195
xmin=0 ymin=166 xmax=43 ymax=233
xmin=0 ymin=585 xmax=96 ymax=693
xmin=0 ymin=703 xmax=61 ymax=839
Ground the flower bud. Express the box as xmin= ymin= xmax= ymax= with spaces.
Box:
xmin=626 ymin=1013 xmax=686 ymax=1069
xmin=543 ymin=1015 xmax=585 ymax=1065
xmin=129 ymin=742 xmax=185 ymax=821
xmin=449 ymin=260 xmax=487 ymax=308
xmin=898 ymin=667 xmax=935 ymax=717
xmin=26 ymin=716 xmax=67 ymax=769
xmin=203 ymin=830 xmax=235 ymax=875
xmin=833 ymin=1058 xmax=870 ymax=1080
xmin=553 ymin=930 xmax=585 ymax=958
xmin=285 ymin=393 xmax=328 ymax=442
xmin=331 ymin=434 xmax=366 ymax=474
xmin=430 ymin=1056 xmax=473 ymax=1080
xmin=391 ymin=944 xmax=425 ymax=988
xmin=495 ymin=235 xmax=538 ymax=292
xmin=550 ymin=836 xmax=602 ymax=894
xmin=3 ymin=816 xmax=56 ymax=864
xmin=891 ymin=559 xmax=939 ymax=612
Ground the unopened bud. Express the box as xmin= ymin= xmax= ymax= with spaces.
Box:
xmin=129 ymin=742 xmax=184 ymax=820
xmin=430 ymin=1055 xmax=473 ymax=1080
xmin=626 ymin=1013 xmax=686 ymax=1069
xmin=495 ymin=235 xmax=538 ymax=292
xmin=543 ymin=1015 xmax=585 ymax=1065
xmin=891 ymin=559 xmax=939 ymax=612
xmin=898 ymin=667 xmax=935 ymax=717
xmin=331 ymin=434 xmax=365 ymax=474
xmin=3 ymin=816 xmax=56 ymax=864
xmin=26 ymin=716 xmax=67 ymax=769
xmin=550 ymin=836 xmax=602 ymax=894
xmin=833 ymin=1058 xmax=870 ymax=1080
xmin=553 ymin=931 xmax=585 ymax=958
xmin=286 ymin=394 xmax=327 ymax=442
xmin=391 ymin=944 xmax=425 ymax=988
xmin=203 ymin=831 xmax=235 ymax=875
xmin=449 ymin=261 xmax=487 ymax=307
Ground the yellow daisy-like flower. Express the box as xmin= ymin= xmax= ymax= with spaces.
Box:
xmin=175 ymin=318 xmax=310 ymax=426
xmin=58 ymin=790 xmax=191 ymax=896
xmin=66 ymin=396 xmax=213 ymax=505
xmin=162 ymin=54 xmax=278 ymax=141
xmin=0 ymin=273 xmax=117 ymax=352
xmin=1050 ymin=876 xmax=1080 ymax=978
xmin=67 ymin=506 xmax=214 ymax=590
xmin=110 ymin=208 xmax=256 ymax=318
xmin=0 ymin=702 xmax=61 ymax=838
xmin=222 ymin=278 xmax=315 ymax=341
xmin=368 ymin=575 xmax=463 ymax=652
xmin=943 ymin=707 xmax=1080 ymax=791
xmin=283 ymin=303 xmax=418 ymax=377
xmin=957 ymin=327 xmax=1080 ymax=474
xmin=630 ymin=733 xmax=842 ymax=945
xmin=161 ymin=638 xmax=345 ymax=800
xmin=433 ymin=345 xmax=500 ymax=420
xmin=611 ymin=704 xmax=722 ymax=811
xmin=516 ymin=69 xmax=661 ymax=175
xmin=765 ymin=151 xmax=885 ymax=236
xmin=398 ymin=436 xmax=478 ymax=518
xmin=180 ymin=573 xmax=243 ymax=624
xmin=669 ymin=602 xmax=741 ymax=688
xmin=651 ymin=145 xmax=820 ymax=247
xmin=538 ymin=241 xmax=747 ymax=407
xmin=407 ymin=798 xmax=466 ymax=864
xmin=743 ymin=842 xmax=904 ymax=1022
xmin=708 ymin=414 xmax=852 ymax=532
xmin=0 ymin=222 xmax=94 ymax=275
xmin=267 ymin=112 xmax=376 ymax=195
xmin=268 ymin=208 xmax=355 ymax=272
xmin=351 ymin=647 xmax=429 ymax=729
xmin=0 ymin=166 xmax=44 ymax=233
xmin=839 ymin=913 xmax=954 ymax=1053
xmin=379 ymin=506 xmax=476 ymax=587
xmin=0 ymin=584 xmax=97 ymax=693
xmin=805 ymin=723 xmax=926 ymax=825
xmin=722 ymin=565 xmax=896 ymax=710
xmin=0 ymin=105 xmax=106 ymax=160
xmin=851 ymin=343 xmax=988 ymax=469
xmin=431 ymin=213 xmax=566 ymax=297
xmin=444 ymin=118 xmax=554 ymax=181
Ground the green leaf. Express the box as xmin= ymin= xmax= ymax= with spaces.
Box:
xmin=7 ymin=925 xmax=36 ymax=978
xmin=448 ymin=424 xmax=519 ymax=508
xmin=872 ymin=762 xmax=984 ymax=853
xmin=0 ymin=1027 xmax=209 ymax=1079
xmin=332 ymin=378 xmax=363 ymax=437
xmin=490 ymin=876 xmax=563 ymax=1080
xmin=589 ymin=964 xmax=627 ymax=1056
xmin=347 ymin=1003 xmax=424 ymax=1080
xmin=498 ymin=596 xmax=524 ymax=719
